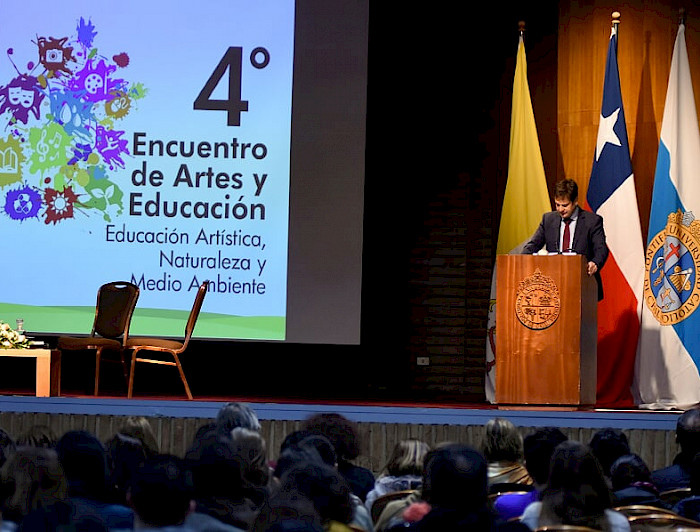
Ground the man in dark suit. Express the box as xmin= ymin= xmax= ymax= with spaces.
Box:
xmin=651 ymin=407 xmax=700 ymax=493
xmin=522 ymin=179 xmax=609 ymax=300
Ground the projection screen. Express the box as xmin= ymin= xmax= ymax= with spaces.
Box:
xmin=0 ymin=0 xmax=368 ymax=345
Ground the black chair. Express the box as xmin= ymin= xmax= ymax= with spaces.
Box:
xmin=57 ymin=281 xmax=140 ymax=396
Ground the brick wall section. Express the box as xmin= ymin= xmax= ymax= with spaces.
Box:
xmin=407 ymin=172 xmax=494 ymax=401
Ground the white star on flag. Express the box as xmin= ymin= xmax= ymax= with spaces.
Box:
xmin=595 ymin=107 xmax=622 ymax=161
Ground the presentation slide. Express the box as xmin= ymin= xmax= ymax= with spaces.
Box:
xmin=0 ymin=1 xmax=295 ymax=340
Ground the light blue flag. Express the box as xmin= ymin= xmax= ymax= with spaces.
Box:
xmin=635 ymin=23 xmax=700 ymax=409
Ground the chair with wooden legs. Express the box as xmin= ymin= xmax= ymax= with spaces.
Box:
xmin=126 ymin=281 xmax=208 ymax=399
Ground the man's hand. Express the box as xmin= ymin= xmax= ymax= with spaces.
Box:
xmin=587 ymin=261 xmax=598 ymax=276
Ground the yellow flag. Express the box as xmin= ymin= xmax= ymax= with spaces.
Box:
xmin=486 ymin=35 xmax=550 ymax=403
xmin=496 ymin=35 xmax=550 ymax=255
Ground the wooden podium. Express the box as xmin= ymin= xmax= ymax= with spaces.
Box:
xmin=495 ymin=254 xmax=597 ymax=405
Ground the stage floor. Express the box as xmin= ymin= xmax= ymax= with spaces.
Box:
xmin=0 ymin=391 xmax=682 ymax=432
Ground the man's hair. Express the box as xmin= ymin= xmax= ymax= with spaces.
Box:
xmin=130 ymin=455 xmax=193 ymax=527
xmin=677 ymin=407 xmax=700 ymax=454
xmin=589 ymin=428 xmax=630 ymax=477
xmin=554 ymin=179 xmax=578 ymax=202
xmin=421 ymin=443 xmax=488 ymax=511
xmin=523 ymin=427 xmax=568 ymax=485
xmin=55 ymin=430 xmax=108 ymax=498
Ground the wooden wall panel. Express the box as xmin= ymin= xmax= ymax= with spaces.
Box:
xmin=558 ymin=1 xmax=700 ymax=242
xmin=0 ymin=411 xmax=682 ymax=475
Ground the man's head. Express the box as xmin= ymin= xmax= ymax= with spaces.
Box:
xmin=129 ymin=455 xmax=194 ymax=527
xmin=185 ymin=434 xmax=245 ymax=500
xmin=589 ymin=428 xmax=630 ymax=478
xmin=421 ymin=443 xmax=488 ymax=511
xmin=523 ymin=427 xmax=568 ymax=487
xmin=554 ymin=179 xmax=579 ymax=220
xmin=55 ymin=430 xmax=108 ymax=498
xmin=677 ymin=407 xmax=700 ymax=455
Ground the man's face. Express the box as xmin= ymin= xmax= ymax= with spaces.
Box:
xmin=555 ymin=196 xmax=578 ymax=220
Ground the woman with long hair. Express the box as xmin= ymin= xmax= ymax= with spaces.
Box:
xmin=521 ymin=440 xmax=630 ymax=531
xmin=482 ymin=418 xmax=533 ymax=488
xmin=365 ymin=439 xmax=429 ymax=512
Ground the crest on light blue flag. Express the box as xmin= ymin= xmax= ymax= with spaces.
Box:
xmin=645 ymin=210 xmax=700 ymax=325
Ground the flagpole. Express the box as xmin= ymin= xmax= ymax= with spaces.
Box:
xmin=612 ymin=11 xmax=620 ymax=52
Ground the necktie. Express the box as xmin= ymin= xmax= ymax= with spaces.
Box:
xmin=563 ymin=218 xmax=572 ymax=252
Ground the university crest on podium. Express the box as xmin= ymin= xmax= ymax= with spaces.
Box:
xmin=645 ymin=210 xmax=700 ymax=325
xmin=515 ymin=268 xmax=560 ymax=330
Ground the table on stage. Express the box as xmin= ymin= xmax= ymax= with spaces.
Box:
xmin=0 ymin=349 xmax=61 ymax=397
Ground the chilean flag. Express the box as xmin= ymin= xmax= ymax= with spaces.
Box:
xmin=586 ymin=24 xmax=644 ymax=408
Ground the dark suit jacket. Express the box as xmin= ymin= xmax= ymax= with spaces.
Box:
xmin=651 ymin=462 xmax=691 ymax=493
xmin=522 ymin=208 xmax=609 ymax=300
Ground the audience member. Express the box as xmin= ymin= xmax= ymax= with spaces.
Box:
xmin=188 ymin=423 xmax=220 ymax=459
xmin=274 ymin=433 xmax=373 ymax=531
xmin=482 ymin=418 xmax=533 ymax=488
xmin=276 ymin=461 xmax=354 ymax=531
xmin=105 ymin=432 xmax=148 ymax=506
xmin=0 ymin=447 xmax=67 ymax=528
xmin=277 ymin=431 xmax=337 ymax=470
xmin=673 ymin=451 xmax=700 ymax=521
xmin=651 ymin=407 xmax=700 ymax=492
xmin=590 ymin=428 xmax=631 ymax=482
xmin=117 ymin=417 xmax=160 ymax=458
xmin=251 ymin=489 xmax=324 ymax=532
xmin=185 ymin=431 xmax=257 ymax=531
xmin=229 ymin=427 xmax=272 ymax=506
xmin=6 ymin=416 xmax=686 ymax=531
xmin=127 ymin=454 xmax=195 ymax=530
xmin=610 ymin=453 xmax=667 ymax=508
xmin=386 ymin=443 xmax=529 ymax=531
xmin=55 ymin=430 xmax=134 ymax=529
xmin=492 ymin=427 xmax=567 ymax=522
xmin=301 ymin=413 xmax=375 ymax=502
xmin=216 ymin=403 xmax=261 ymax=436
xmin=520 ymin=440 xmax=630 ymax=531
xmin=274 ymin=442 xmax=327 ymax=482
xmin=365 ymin=439 xmax=428 ymax=513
